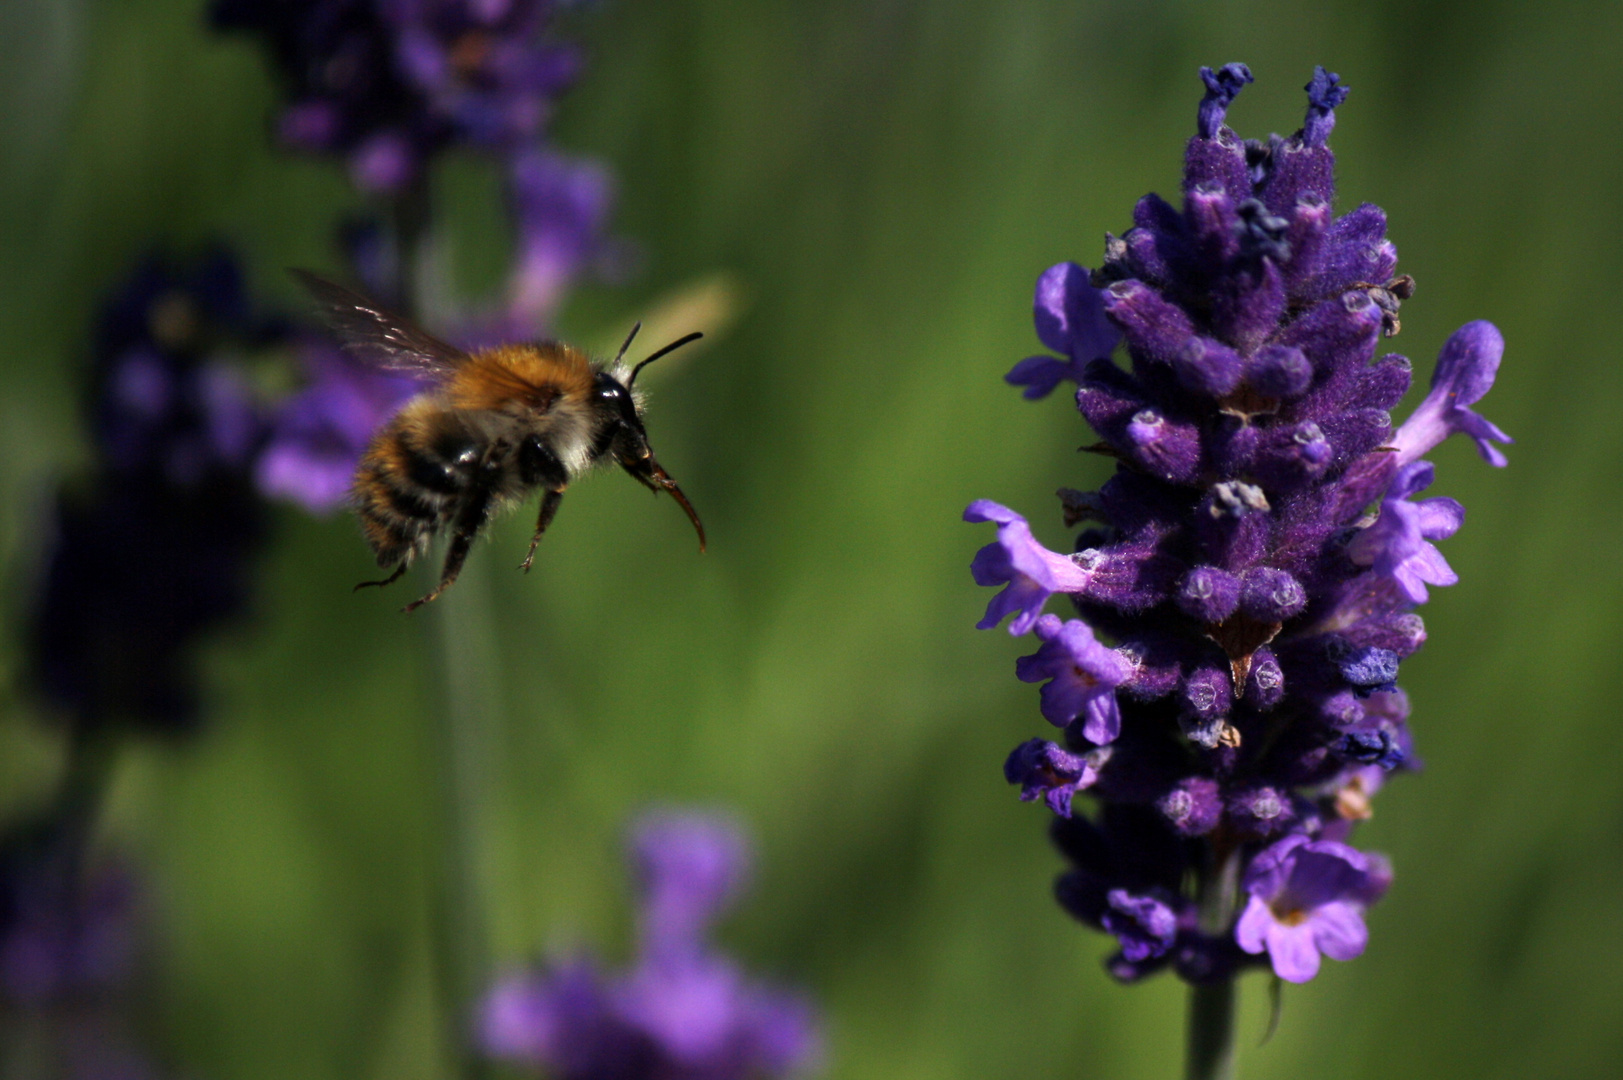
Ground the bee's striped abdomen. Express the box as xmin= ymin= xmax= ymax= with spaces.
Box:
xmin=351 ymin=402 xmax=480 ymax=568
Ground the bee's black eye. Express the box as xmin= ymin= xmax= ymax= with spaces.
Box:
xmin=594 ymin=373 xmax=628 ymax=403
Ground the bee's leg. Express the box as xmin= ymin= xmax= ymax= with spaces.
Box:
xmin=520 ymin=487 xmax=566 ymax=573
xmin=403 ymin=443 xmax=507 ymax=613
xmin=354 ymin=563 xmax=409 ymax=592
xmin=516 ymin=436 xmax=569 ymax=573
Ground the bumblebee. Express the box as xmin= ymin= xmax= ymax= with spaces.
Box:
xmin=294 ymin=270 xmax=705 ymax=612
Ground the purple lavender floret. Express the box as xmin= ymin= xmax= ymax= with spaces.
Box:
xmin=30 ymin=253 xmax=274 ymax=735
xmin=258 ymin=337 xmax=427 ymax=513
xmin=1235 ymin=835 xmax=1389 ymax=982
xmin=969 ymin=67 xmax=1509 ymax=984
xmin=481 ymin=810 xmax=821 ymax=1080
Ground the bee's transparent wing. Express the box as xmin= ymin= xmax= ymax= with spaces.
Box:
xmin=291 ymin=269 xmax=467 ymax=378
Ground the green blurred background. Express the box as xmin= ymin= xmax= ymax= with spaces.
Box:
xmin=3 ymin=0 xmax=1622 ymax=1077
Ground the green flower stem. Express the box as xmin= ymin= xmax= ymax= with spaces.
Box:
xmin=1186 ymin=843 xmax=1243 ymax=1080
xmin=426 ymin=555 xmax=503 ymax=1080
xmin=1186 ymin=979 xmax=1237 ymax=1080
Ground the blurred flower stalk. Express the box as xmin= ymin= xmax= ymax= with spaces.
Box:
xmin=968 ymin=65 xmax=1509 ymax=1079
xmin=13 ymin=249 xmax=282 ymax=1078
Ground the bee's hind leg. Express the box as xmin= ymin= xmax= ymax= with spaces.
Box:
xmin=354 ymin=563 xmax=409 ymax=592
xmin=520 ymin=487 xmax=566 ymax=573
xmin=403 ymin=442 xmax=506 ymax=613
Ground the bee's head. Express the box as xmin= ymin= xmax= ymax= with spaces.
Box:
xmin=591 ymin=366 xmax=705 ymax=552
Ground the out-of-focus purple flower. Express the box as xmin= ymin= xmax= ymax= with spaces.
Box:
xmin=1005 ymin=262 xmax=1121 ymax=399
xmin=1014 ymin=614 xmax=1130 ymax=743
xmin=213 ymin=0 xmax=586 ymax=194
xmin=630 ymin=810 xmax=748 ymax=958
xmin=387 ymin=0 xmax=582 ymax=147
xmin=1345 ymin=461 xmax=1464 ymax=605
xmin=30 ymin=253 xmax=274 ymax=735
xmin=1101 ymin=889 xmax=1179 ymax=964
xmin=965 ymin=501 xmax=1094 ymax=635
xmin=1 ymin=819 xmax=168 ymax=1080
xmin=481 ymin=809 xmax=820 ymax=1080
xmin=257 ymin=338 xmax=427 ymax=513
xmin=970 ymin=66 xmax=1508 ymax=985
xmin=1235 ymin=835 xmax=1389 ymax=982
xmin=1391 ymin=321 xmax=1512 ymax=467
xmin=506 ymin=148 xmax=615 ymax=333
xmin=0 ymin=824 xmax=137 ymax=1006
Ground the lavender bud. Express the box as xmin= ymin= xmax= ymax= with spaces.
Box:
xmin=1240 ymin=567 xmax=1307 ymax=622
xmin=1177 ymin=566 xmax=1241 ymax=623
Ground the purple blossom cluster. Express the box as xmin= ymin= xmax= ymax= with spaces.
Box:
xmin=212 ymin=0 xmax=583 ymax=194
xmin=1 ymin=815 xmax=158 ymax=1079
xmin=969 ymin=66 xmax=1509 ymax=984
xmin=215 ymin=2 xmax=617 ymax=513
xmin=481 ymin=811 xmax=820 ymax=1080
xmin=30 ymin=251 xmax=276 ymax=735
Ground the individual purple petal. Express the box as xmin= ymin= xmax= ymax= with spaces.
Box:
xmin=965 ymin=501 xmax=1095 ymax=635
xmin=1008 ymin=263 xmax=1119 ymax=399
xmin=1345 ymin=461 xmax=1465 ymax=605
xmin=631 ymin=809 xmax=748 ymax=952
xmin=507 ymin=148 xmax=614 ymax=333
xmin=1101 ymin=889 xmax=1179 ymax=963
xmin=1005 ymin=739 xmax=1111 ymax=818
xmin=1015 ymin=614 xmax=1131 ymax=741
xmin=1309 ymin=900 xmax=1370 ymax=961
xmin=480 ymin=960 xmax=603 ymax=1065
xmin=1302 ymin=66 xmax=1349 ymax=147
xmin=1391 ymin=321 xmax=1513 ymax=467
xmin=1004 ymin=354 xmax=1074 ymax=401
xmin=1196 ymin=63 xmax=1254 ymax=139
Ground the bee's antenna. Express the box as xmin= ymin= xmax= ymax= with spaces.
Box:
xmin=613 ymin=321 xmax=643 ymax=367
xmin=629 ymin=331 xmax=704 ymax=388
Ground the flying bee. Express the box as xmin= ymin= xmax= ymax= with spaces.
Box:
xmin=293 ymin=270 xmax=706 ymax=613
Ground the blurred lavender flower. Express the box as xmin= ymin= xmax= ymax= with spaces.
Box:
xmin=0 ymin=821 xmax=137 ymax=1006
xmin=0 ymin=817 xmax=163 ymax=1080
xmin=30 ymin=252 xmax=275 ymax=735
xmin=257 ymin=335 xmax=427 ymax=513
xmin=212 ymin=0 xmax=584 ymax=193
xmin=505 ymin=147 xmax=615 ymax=334
xmin=481 ymin=810 xmax=820 ymax=1080
xmin=968 ymin=66 xmax=1509 ymax=984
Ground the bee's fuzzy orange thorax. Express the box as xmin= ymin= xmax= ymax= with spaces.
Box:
xmin=448 ymin=342 xmax=594 ymax=413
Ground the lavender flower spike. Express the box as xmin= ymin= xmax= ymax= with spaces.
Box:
xmin=965 ymin=500 xmax=1095 ymax=635
xmin=969 ymin=65 xmax=1509 ymax=1010
xmin=1391 ymin=320 xmax=1513 ymax=466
